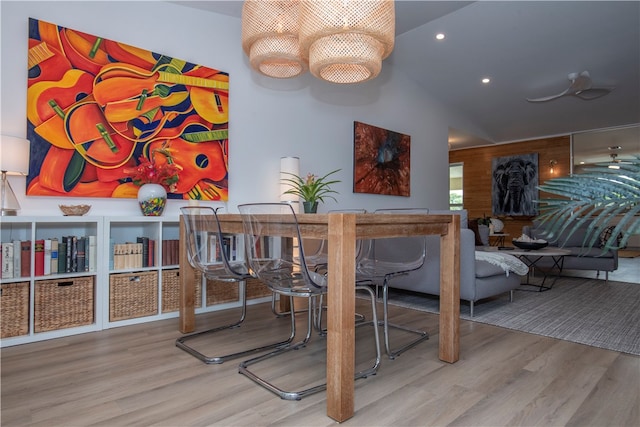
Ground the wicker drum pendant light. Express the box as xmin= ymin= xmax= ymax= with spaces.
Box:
xmin=299 ymin=0 xmax=395 ymax=84
xmin=241 ymin=0 xmax=307 ymax=78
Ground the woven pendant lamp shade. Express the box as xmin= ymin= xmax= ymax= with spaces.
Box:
xmin=299 ymin=0 xmax=395 ymax=84
xmin=241 ymin=0 xmax=308 ymax=78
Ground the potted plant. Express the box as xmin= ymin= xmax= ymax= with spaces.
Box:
xmin=535 ymin=157 xmax=640 ymax=251
xmin=475 ymin=214 xmax=492 ymax=245
xmin=281 ymin=169 xmax=341 ymax=213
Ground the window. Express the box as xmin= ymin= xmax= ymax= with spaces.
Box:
xmin=449 ymin=163 xmax=463 ymax=210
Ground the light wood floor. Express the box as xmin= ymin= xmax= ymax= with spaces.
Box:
xmin=2 ymin=299 xmax=638 ymax=426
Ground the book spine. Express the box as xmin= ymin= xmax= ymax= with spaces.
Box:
xmin=58 ymin=241 xmax=67 ymax=273
xmin=12 ymin=240 xmax=21 ymax=278
xmin=43 ymin=239 xmax=52 ymax=275
xmin=63 ymin=236 xmax=72 ymax=273
xmin=148 ymin=239 xmax=155 ymax=267
xmin=88 ymin=235 xmax=97 ymax=272
xmin=50 ymin=238 xmax=58 ymax=274
xmin=76 ymin=236 xmax=86 ymax=273
xmin=70 ymin=236 xmax=78 ymax=272
xmin=34 ymin=239 xmax=45 ymax=276
xmin=2 ymin=242 xmax=14 ymax=279
xmin=21 ymin=240 xmax=31 ymax=277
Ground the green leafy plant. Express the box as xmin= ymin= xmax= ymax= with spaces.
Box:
xmin=281 ymin=169 xmax=341 ymax=204
xmin=477 ymin=214 xmax=492 ymax=226
xmin=535 ymin=157 xmax=640 ymax=251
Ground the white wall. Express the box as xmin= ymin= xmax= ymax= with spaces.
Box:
xmin=1 ymin=1 xmax=464 ymax=216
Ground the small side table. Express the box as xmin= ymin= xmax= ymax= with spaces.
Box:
xmin=489 ymin=232 xmax=509 ymax=246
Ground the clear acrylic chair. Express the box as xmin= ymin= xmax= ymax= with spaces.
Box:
xmin=176 ymin=206 xmax=295 ymax=364
xmin=356 ymin=208 xmax=430 ymax=360
xmin=237 ymin=202 xmax=381 ymax=400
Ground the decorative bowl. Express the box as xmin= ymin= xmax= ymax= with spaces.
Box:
xmin=512 ymin=239 xmax=548 ymax=250
xmin=59 ymin=204 xmax=91 ymax=216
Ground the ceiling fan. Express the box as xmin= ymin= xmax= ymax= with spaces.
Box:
xmin=526 ymin=71 xmax=614 ymax=103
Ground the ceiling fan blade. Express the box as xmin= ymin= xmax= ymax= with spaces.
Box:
xmin=526 ymin=89 xmax=569 ymax=103
xmin=574 ymin=87 xmax=613 ymax=100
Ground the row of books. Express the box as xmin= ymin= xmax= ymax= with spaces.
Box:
xmin=109 ymin=238 xmax=181 ymax=271
xmin=1 ymin=236 xmax=97 ymax=279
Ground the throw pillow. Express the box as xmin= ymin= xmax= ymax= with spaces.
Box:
xmin=599 ymin=225 xmax=623 ymax=248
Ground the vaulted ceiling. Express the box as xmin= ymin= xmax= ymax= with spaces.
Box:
xmin=172 ymin=1 xmax=640 ymax=152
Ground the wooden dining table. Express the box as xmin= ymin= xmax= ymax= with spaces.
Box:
xmin=179 ymin=212 xmax=460 ymax=422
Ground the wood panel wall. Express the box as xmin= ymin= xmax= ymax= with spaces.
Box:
xmin=449 ymin=135 xmax=571 ymax=244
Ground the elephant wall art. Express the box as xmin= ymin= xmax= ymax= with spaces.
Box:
xmin=492 ymin=153 xmax=538 ymax=216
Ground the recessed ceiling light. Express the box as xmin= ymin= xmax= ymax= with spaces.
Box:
xmin=608 ymin=145 xmax=622 ymax=150
xmin=482 ymin=78 xmax=491 ymax=84
xmin=436 ymin=33 xmax=445 ymax=40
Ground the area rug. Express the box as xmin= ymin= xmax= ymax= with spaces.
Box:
xmin=387 ymin=276 xmax=640 ymax=356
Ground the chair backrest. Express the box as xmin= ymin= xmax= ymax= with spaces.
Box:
xmin=180 ymin=206 xmax=246 ymax=279
xmin=302 ymin=209 xmax=367 ymax=258
xmin=237 ymin=203 xmax=324 ymax=291
xmin=364 ymin=208 xmax=429 ymax=268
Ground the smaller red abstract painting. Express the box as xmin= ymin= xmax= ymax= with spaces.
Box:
xmin=353 ymin=121 xmax=410 ymax=197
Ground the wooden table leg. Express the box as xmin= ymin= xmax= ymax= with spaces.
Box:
xmin=326 ymin=213 xmax=356 ymax=422
xmin=179 ymin=218 xmax=196 ymax=334
xmin=439 ymin=215 xmax=460 ymax=363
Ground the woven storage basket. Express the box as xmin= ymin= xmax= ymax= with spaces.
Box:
xmin=246 ymin=277 xmax=271 ymax=299
xmin=1 ymin=282 xmax=30 ymax=338
xmin=206 ymin=278 xmax=240 ymax=306
xmin=162 ymin=269 xmax=202 ymax=313
xmin=35 ymin=276 xmax=94 ymax=332
xmin=109 ymin=271 xmax=158 ymax=321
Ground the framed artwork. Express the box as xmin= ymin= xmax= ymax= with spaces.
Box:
xmin=492 ymin=153 xmax=538 ymax=216
xmin=25 ymin=18 xmax=229 ymax=200
xmin=353 ymin=121 xmax=410 ymax=197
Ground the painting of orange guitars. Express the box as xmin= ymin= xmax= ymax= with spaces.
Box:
xmin=26 ymin=18 xmax=229 ymax=201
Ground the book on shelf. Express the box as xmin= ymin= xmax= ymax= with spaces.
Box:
xmin=148 ymin=239 xmax=155 ymax=267
xmin=58 ymin=241 xmax=67 ymax=273
xmin=70 ymin=235 xmax=78 ymax=273
xmin=137 ymin=236 xmax=149 ymax=267
xmin=50 ymin=238 xmax=58 ymax=274
xmin=43 ymin=239 xmax=52 ymax=275
xmin=34 ymin=239 xmax=45 ymax=276
xmin=12 ymin=240 xmax=21 ymax=279
xmin=76 ymin=236 xmax=86 ymax=273
xmin=2 ymin=242 xmax=14 ymax=279
xmin=20 ymin=240 xmax=31 ymax=277
xmin=88 ymin=235 xmax=97 ymax=272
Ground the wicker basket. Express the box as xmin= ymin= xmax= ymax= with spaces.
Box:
xmin=205 ymin=277 xmax=270 ymax=306
xmin=206 ymin=278 xmax=240 ymax=306
xmin=1 ymin=282 xmax=30 ymax=338
xmin=246 ymin=277 xmax=271 ymax=299
xmin=35 ymin=276 xmax=94 ymax=332
xmin=162 ymin=269 xmax=202 ymax=313
xmin=109 ymin=271 xmax=158 ymax=321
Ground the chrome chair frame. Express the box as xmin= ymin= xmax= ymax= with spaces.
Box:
xmin=176 ymin=206 xmax=295 ymax=364
xmin=356 ymin=208 xmax=430 ymax=360
xmin=237 ymin=203 xmax=381 ymax=400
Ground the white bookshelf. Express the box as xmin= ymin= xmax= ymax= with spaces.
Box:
xmin=0 ymin=215 xmax=257 ymax=347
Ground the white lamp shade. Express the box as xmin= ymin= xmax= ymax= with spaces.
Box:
xmin=280 ymin=156 xmax=300 ymax=203
xmin=0 ymin=135 xmax=30 ymax=175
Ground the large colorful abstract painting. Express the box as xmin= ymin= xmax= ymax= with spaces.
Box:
xmin=26 ymin=18 xmax=229 ymax=201
xmin=353 ymin=121 xmax=410 ymax=197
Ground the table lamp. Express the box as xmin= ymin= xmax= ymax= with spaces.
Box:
xmin=0 ymin=135 xmax=30 ymax=216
